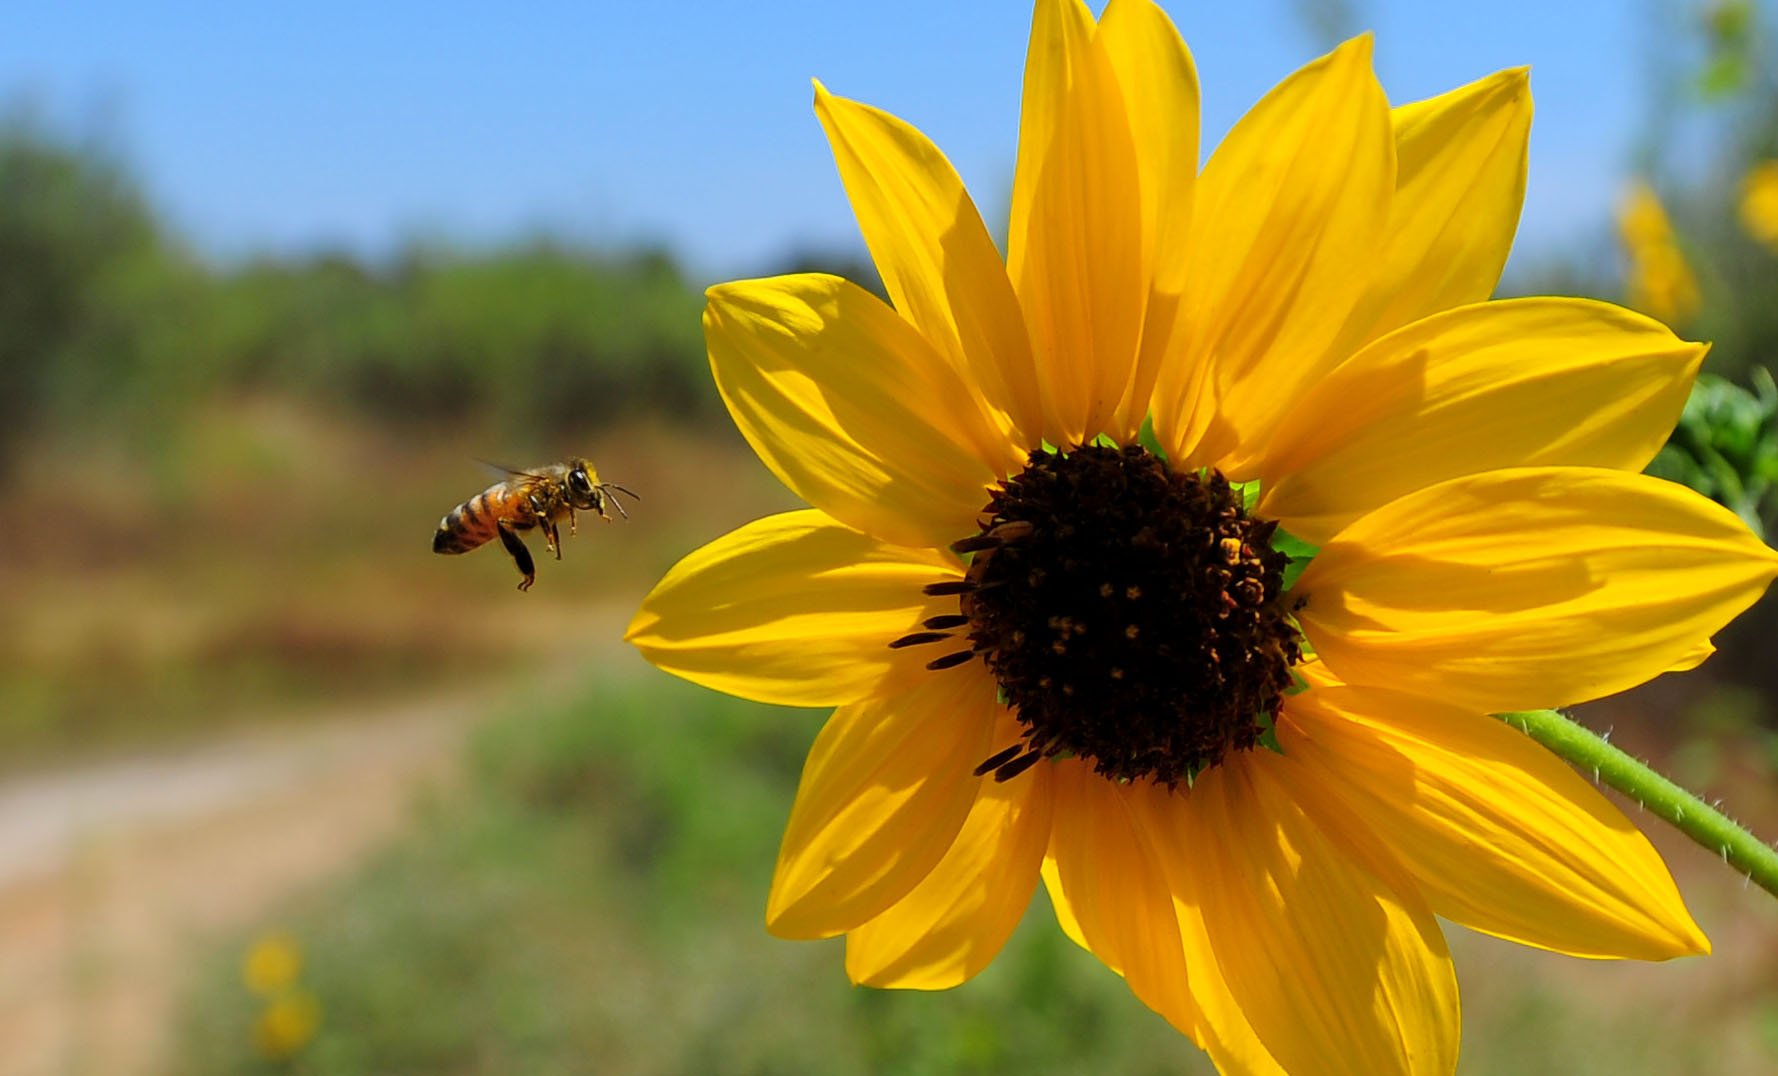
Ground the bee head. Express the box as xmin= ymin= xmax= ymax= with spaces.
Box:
xmin=565 ymin=459 xmax=603 ymax=510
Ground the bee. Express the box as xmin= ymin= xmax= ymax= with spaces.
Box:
xmin=433 ymin=458 xmax=638 ymax=591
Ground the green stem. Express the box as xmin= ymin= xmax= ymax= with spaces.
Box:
xmin=1497 ymin=709 xmax=1778 ymax=901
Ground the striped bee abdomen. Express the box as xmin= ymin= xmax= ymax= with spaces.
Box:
xmin=433 ymin=486 xmax=513 ymax=554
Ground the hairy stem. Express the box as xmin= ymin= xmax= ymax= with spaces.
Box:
xmin=1498 ymin=709 xmax=1778 ymax=900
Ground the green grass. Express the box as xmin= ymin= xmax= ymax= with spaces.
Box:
xmin=170 ymin=673 xmax=1207 ymax=1076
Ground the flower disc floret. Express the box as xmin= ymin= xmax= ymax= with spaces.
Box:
xmin=917 ymin=443 xmax=1302 ymax=785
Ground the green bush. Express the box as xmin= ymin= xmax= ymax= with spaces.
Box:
xmin=0 ymin=120 xmax=720 ymax=466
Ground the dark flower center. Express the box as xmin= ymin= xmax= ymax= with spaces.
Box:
xmin=905 ymin=443 xmax=1303 ymax=786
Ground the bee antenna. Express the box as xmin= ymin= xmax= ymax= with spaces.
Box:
xmin=604 ymin=483 xmax=641 ymax=502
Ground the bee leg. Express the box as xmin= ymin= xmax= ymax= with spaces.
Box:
xmin=498 ymin=522 xmax=537 ymax=591
xmin=543 ymin=518 xmax=562 ymax=559
xmin=603 ymin=485 xmax=637 ymax=521
xmin=565 ymin=506 xmax=577 ymax=537
xmin=527 ymin=495 xmax=557 ymax=555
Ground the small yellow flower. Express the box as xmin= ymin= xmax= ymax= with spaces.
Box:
xmin=241 ymin=930 xmax=303 ymax=996
xmin=1740 ymin=159 xmax=1778 ymax=251
xmin=630 ymin=3 xmax=1778 ymax=1073
xmin=1618 ymin=180 xmax=1677 ymax=249
xmin=252 ymin=989 xmax=322 ymax=1061
xmin=1618 ymin=181 xmax=1701 ymax=325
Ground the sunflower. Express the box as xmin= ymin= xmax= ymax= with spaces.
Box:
xmin=1741 ymin=159 xmax=1778 ymax=252
xmin=627 ymin=2 xmax=1778 ymax=1072
xmin=1618 ymin=181 xmax=1701 ymax=326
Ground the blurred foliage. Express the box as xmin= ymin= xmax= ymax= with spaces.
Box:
xmin=1649 ymin=369 xmax=1778 ymax=536
xmin=207 ymin=242 xmax=713 ymax=438
xmin=1286 ymin=0 xmax=1364 ymax=51
xmin=0 ymin=112 xmax=206 ymax=470
xmin=1698 ymin=0 xmax=1760 ymax=99
xmin=1603 ymin=3 xmax=1778 ymax=558
xmin=0 ymin=116 xmax=717 ymax=474
xmin=172 ymin=676 xmax=1215 ymax=1076
xmin=1626 ymin=2 xmax=1778 ymax=385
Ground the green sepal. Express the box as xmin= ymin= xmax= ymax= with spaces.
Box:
xmin=1272 ymin=526 xmax=1319 ymax=591
xmin=1136 ymin=414 xmax=1168 ymax=462
xmin=1255 ymin=710 xmax=1283 ymax=755
xmin=1282 ymin=667 xmax=1310 ymax=696
xmin=1232 ymin=478 xmax=1262 ymax=511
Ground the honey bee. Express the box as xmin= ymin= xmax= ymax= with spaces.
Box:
xmin=433 ymin=458 xmax=637 ymax=591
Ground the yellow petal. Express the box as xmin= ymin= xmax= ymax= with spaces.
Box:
xmin=1156 ymin=36 xmax=1393 ymax=475
xmin=1124 ymin=782 xmax=1302 ymax=1076
xmin=1006 ymin=0 xmax=1145 ymax=444
xmin=1669 ymin=639 xmax=1714 ymax=672
xmin=1040 ymin=854 xmax=1092 ymax=953
xmin=1331 ymin=68 xmax=1532 ymax=353
xmin=1280 ymin=670 xmax=1708 ymax=959
xmin=1041 ymin=778 xmax=1293 ymax=1075
xmin=1298 ymin=467 xmax=1778 ymax=712
xmin=1170 ymin=753 xmax=1459 ymax=1076
xmin=1043 ymin=761 xmax=1199 ymax=1033
xmin=813 ymin=83 xmax=1042 ymax=444
xmin=844 ymin=708 xmax=1054 ymax=988
xmin=768 ymin=668 xmax=1000 ymax=939
xmin=705 ymin=274 xmax=1013 ymax=550
xmin=1097 ymin=0 xmax=1200 ymax=442
xmin=1260 ymin=298 xmax=1707 ymax=543
xmin=626 ymin=509 xmax=959 ymax=707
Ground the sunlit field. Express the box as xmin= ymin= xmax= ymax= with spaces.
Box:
xmin=0 ymin=403 xmax=795 ymax=763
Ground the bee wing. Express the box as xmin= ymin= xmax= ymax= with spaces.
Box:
xmin=474 ymin=457 xmax=547 ymax=481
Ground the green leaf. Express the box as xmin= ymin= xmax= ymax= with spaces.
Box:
xmin=1697 ymin=54 xmax=1749 ymax=99
xmin=1654 ymin=370 xmax=1778 ymax=537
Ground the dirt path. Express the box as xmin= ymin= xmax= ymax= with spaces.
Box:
xmin=0 ymin=693 xmax=483 ymax=1076
xmin=0 ymin=611 xmax=636 ymax=1076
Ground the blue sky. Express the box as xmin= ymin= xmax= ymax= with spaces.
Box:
xmin=3 ymin=1 xmax=1667 ymax=283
